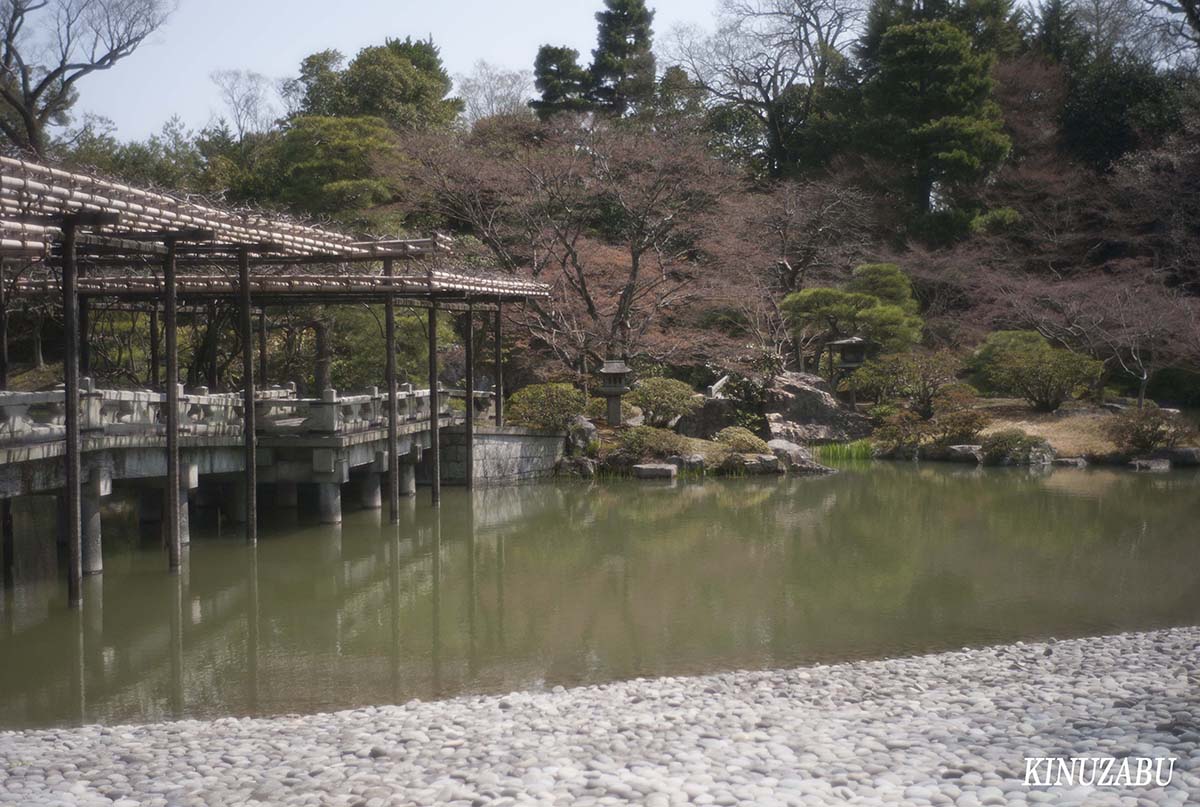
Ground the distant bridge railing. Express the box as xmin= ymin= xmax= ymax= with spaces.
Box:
xmin=0 ymin=380 xmax=493 ymax=450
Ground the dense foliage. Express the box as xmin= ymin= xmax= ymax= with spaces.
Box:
xmin=506 ymin=383 xmax=588 ymax=431
xmin=627 ymin=378 xmax=702 ymax=427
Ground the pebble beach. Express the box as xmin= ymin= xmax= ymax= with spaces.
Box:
xmin=2 ymin=627 xmax=1197 ymax=807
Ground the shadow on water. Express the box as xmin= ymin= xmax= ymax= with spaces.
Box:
xmin=1 ymin=464 xmax=1199 ymax=729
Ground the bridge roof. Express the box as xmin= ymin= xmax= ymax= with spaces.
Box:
xmin=0 ymin=156 xmax=549 ymax=301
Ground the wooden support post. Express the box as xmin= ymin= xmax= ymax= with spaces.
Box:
xmin=238 ymin=249 xmax=257 ymax=545
xmin=384 ymin=258 xmax=400 ymax=523
xmin=205 ymin=300 xmax=218 ymax=389
xmin=63 ymin=219 xmax=83 ymax=608
xmin=493 ymin=305 xmax=504 ymax=427
xmin=464 ymin=301 xmax=475 ymax=490
xmin=0 ymin=259 xmax=8 ymax=389
xmin=149 ymin=306 xmax=160 ymax=388
xmin=165 ymin=240 xmax=182 ymax=574
xmin=258 ymin=310 xmax=268 ymax=387
xmin=429 ymin=302 xmax=441 ymax=507
xmin=0 ymin=263 xmax=10 ymax=589
xmin=79 ymin=298 xmax=89 ymax=376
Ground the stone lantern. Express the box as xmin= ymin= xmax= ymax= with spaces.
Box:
xmin=597 ymin=358 xmax=633 ymax=426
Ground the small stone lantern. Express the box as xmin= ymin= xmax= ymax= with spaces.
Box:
xmin=597 ymin=358 xmax=633 ymax=426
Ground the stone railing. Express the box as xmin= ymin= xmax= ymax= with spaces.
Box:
xmin=0 ymin=380 xmax=493 ymax=448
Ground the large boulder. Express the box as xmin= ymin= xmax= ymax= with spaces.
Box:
xmin=763 ymin=372 xmax=872 ymax=444
xmin=566 ymin=415 xmax=598 ymax=456
xmin=675 ymin=397 xmax=740 ymax=439
xmin=632 ymin=463 xmax=677 ymax=479
xmin=1151 ymin=446 xmax=1200 ymax=467
xmin=556 ymin=456 xmax=597 ymax=479
xmin=766 ymin=438 xmax=837 ymax=475
xmin=920 ymin=444 xmax=983 ymax=464
xmin=666 ymin=453 xmax=707 ymax=473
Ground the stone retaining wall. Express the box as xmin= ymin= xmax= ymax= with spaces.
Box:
xmin=439 ymin=425 xmax=566 ymax=486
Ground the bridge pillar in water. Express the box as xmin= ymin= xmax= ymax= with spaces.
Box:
xmin=359 ymin=471 xmax=382 ymax=510
xmin=82 ymin=472 xmax=110 ymax=576
xmin=276 ymin=482 xmax=298 ymax=509
xmin=317 ymin=482 xmax=342 ymax=524
xmin=400 ymin=453 xmax=417 ymax=497
xmin=179 ymin=486 xmax=191 ymax=547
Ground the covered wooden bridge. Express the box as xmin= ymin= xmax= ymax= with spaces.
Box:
xmin=0 ymin=156 xmax=550 ymax=608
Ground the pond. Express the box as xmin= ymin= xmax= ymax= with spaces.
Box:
xmin=1 ymin=463 xmax=1198 ymax=730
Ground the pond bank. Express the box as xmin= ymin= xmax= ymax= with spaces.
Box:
xmin=2 ymin=626 xmax=1196 ymax=806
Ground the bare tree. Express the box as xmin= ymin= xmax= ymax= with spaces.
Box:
xmin=210 ymin=68 xmax=276 ymax=141
xmin=1002 ymin=272 xmax=1198 ymax=407
xmin=0 ymin=0 xmax=175 ymax=156
xmin=399 ymin=117 xmax=736 ymax=376
xmin=454 ymin=60 xmax=532 ymax=128
xmin=669 ymin=0 xmax=861 ymax=177
xmin=1144 ymin=0 xmax=1200 ymax=55
xmin=1076 ymin=0 xmax=1176 ymax=62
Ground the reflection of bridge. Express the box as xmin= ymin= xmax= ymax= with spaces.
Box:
xmin=0 ymin=380 xmax=490 ymax=576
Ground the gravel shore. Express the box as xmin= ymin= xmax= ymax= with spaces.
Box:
xmin=2 ymin=627 xmax=1197 ymax=807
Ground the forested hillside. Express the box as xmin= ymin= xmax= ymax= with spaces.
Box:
xmin=2 ymin=0 xmax=1198 ymax=403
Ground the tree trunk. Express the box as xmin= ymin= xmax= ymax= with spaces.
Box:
xmin=1137 ymin=374 xmax=1148 ymax=409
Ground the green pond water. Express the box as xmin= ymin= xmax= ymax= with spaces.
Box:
xmin=1 ymin=463 xmax=1198 ymax=730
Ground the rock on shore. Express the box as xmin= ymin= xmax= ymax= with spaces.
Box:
xmin=1 ymin=627 xmax=1196 ymax=806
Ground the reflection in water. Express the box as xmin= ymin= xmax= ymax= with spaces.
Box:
xmin=1 ymin=465 xmax=1199 ymax=729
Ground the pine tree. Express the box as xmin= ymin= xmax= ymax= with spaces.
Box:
xmin=863 ymin=20 xmax=1010 ymax=216
xmin=859 ymin=0 xmax=1025 ymax=74
xmin=1032 ymin=0 xmax=1089 ymax=66
xmin=530 ymin=45 xmax=594 ymax=119
xmin=589 ymin=0 xmax=657 ymax=115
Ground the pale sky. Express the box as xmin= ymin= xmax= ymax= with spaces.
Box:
xmin=77 ymin=0 xmax=717 ymax=140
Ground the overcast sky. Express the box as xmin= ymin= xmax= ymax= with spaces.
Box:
xmin=77 ymin=0 xmax=716 ymax=140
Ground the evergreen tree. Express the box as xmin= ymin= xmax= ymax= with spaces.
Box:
xmin=859 ymin=0 xmax=1025 ymax=73
xmin=282 ymin=38 xmax=461 ymax=130
xmin=1032 ymin=0 xmax=1089 ymax=65
xmin=530 ymin=45 xmax=594 ymax=119
xmin=863 ymin=21 xmax=1010 ymax=218
xmin=589 ymin=0 xmax=657 ymax=115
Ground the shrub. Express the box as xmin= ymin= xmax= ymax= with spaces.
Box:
xmin=586 ymin=396 xmax=636 ymax=424
xmin=873 ymin=410 xmax=930 ymax=454
xmin=1103 ymin=407 xmax=1196 ymax=456
xmin=967 ymin=330 xmax=1047 ymax=392
xmin=866 ymin=402 xmax=899 ymax=425
xmin=714 ymin=425 xmax=770 ymax=453
xmin=627 ymin=377 xmax=701 ymax=427
xmin=507 ymin=383 xmax=586 ymax=431
xmin=981 ymin=428 xmax=1050 ymax=465
xmin=990 ymin=345 xmax=1103 ymax=412
xmin=930 ymin=409 xmax=992 ymax=445
xmin=850 ymin=350 xmax=963 ymax=417
xmin=617 ymin=425 xmax=689 ymax=459
xmin=929 ymin=382 xmax=991 ymax=443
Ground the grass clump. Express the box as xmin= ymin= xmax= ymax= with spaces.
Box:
xmin=818 ymin=440 xmax=875 ymax=462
